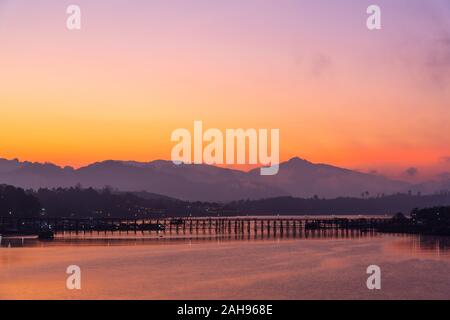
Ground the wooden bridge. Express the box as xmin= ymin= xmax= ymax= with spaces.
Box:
xmin=0 ymin=216 xmax=392 ymax=237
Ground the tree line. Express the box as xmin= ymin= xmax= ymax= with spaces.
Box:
xmin=1 ymin=184 xmax=450 ymax=218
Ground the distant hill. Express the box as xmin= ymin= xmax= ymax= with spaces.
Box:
xmin=248 ymin=157 xmax=410 ymax=199
xmin=230 ymin=193 xmax=450 ymax=215
xmin=0 ymin=158 xmax=284 ymax=201
xmin=0 ymin=156 xmax=442 ymax=202
xmin=2 ymin=184 xmax=450 ymax=218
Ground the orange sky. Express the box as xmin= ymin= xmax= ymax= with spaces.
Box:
xmin=0 ymin=0 xmax=449 ymax=181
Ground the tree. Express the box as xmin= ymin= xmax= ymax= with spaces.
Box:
xmin=0 ymin=185 xmax=41 ymax=218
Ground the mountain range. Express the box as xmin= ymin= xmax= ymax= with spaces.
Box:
xmin=0 ymin=157 xmax=448 ymax=202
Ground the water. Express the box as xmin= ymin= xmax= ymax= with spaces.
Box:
xmin=0 ymin=232 xmax=449 ymax=300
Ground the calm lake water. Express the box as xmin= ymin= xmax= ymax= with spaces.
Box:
xmin=0 ymin=231 xmax=449 ymax=300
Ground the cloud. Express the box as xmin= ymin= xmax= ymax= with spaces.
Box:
xmin=425 ymin=35 xmax=450 ymax=88
xmin=309 ymin=54 xmax=332 ymax=78
xmin=417 ymin=2 xmax=450 ymax=88
xmin=294 ymin=52 xmax=333 ymax=79
xmin=404 ymin=167 xmax=419 ymax=177
xmin=441 ymin=156 xmax=450 ymax=163
xmin=438 ymin=172 xmax=450 ymax=180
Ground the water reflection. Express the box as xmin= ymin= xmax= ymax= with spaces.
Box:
xmin=1 ymin=229 xmax=450 ymax=254
xmin=392 ymin=234 xmax=450 ymax=256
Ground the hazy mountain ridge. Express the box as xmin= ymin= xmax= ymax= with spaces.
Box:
xmin=249 ymin=157 xmax=411 ymax=199
xmin=0 ymin=156 xmax=447 ymax=202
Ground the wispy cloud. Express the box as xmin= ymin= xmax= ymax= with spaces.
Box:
xmin=294 ymin=52 xmax=333 ymax=79
xmin=425 ymin=35 xmax=450 ymax=88
xmin=441 ymin=156 xmax=450 ymax=163
xmin=437 ymin=172 xmax=450 ymax=180
xmin=404 ymin=167 xmax=419 ymax=177
xmin=417 ymin=1 xmax=450 ymax=89
xmin=309 ymin=54 xmax=332 ymax=78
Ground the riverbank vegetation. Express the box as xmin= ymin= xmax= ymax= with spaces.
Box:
xmin=1 ymin=184 xmax=450 ymax=220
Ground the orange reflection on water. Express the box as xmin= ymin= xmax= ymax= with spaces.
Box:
xmin=1 ymin=234 xmax=450 ymax=300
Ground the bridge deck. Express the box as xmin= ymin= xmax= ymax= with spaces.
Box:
xmin=0 ymin=216 xmax=391 ymax=236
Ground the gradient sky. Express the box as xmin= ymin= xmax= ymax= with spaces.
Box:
xmin=1 ymin=0 xmax=449 ymax=181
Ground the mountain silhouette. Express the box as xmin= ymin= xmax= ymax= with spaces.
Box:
xmin=0 ymin=156 xmax=425 ymax=202
xmin=248 ymin=157 xmax=410 ymax=199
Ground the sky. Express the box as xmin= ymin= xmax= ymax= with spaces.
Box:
xmin=0 ymin=0 xmax=449 ymax=181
